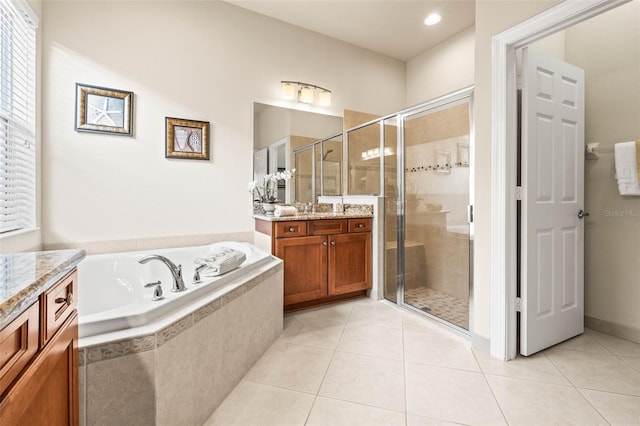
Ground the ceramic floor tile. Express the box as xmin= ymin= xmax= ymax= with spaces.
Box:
xmin=404 ymin=362 xmax=506 ymax=425
xmin=587 ymin=329 xmax=640 ymax=358
xmin=406 ymin=414 xmax=464 ymax=426
xmin=349 ymin=301 xmax=404 ymax=329
xmin=404 ymin=330 xmax=480 ymax=372
xmin=244 ymin=340 xmax=333 ymax=394
xmin=306 ymin=397 xmax=406 ymax=426
xmin=546 ymin=348 xmax=640 ymax=396
xmin=620 ymin=354 xmax=640 ymax=373
xmin=487 ymin=375 xmax=608 ymax=425
xmin=288 ymin=300 xmax=355 ymax=323
xmin=401 ymin=312 xmax=451 ymax=336
xmin=336 ymin=322 xmax=404 ymax=360
xmin=579 ymin=388 xmax=640 ymax=426
xmin=551 ymin=332 xmax=609 ymax=353
xmin=204 ymin=381 xmax=314 ymax=426
xmin=279 ymin=315 xmax=346 ymax=350
xmin=319 ymin=351 xmax=405 ymax=412
xmin=474 ymin=350 xmax=570 ymax=386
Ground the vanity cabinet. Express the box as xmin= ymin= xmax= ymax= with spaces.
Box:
xmin=0 ymin=269 xmax=78 ymax=426
xmin=271 ymin=218 xmax=372 ymax=310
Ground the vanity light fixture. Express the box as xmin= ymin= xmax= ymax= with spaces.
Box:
xmin=424 ymin=12 xmax=442 ymax=26
xmin=281 ymin=81 xmax=332 ymax=106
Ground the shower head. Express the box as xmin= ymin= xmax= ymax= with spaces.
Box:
xmin=323 ymin=149 xmax=334 ymax=160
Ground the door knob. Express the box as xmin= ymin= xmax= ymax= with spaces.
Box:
xmin=577 ymin=209 xmax=590 ymax=219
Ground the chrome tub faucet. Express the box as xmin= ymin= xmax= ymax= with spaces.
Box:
xmin=138 ymin=255 xmax=187 ymax=292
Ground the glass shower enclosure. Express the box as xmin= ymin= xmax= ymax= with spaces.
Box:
xmin=348 ymin=87 xmax=474 ymax=332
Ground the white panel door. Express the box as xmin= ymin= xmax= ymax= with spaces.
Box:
xmin=520 ymin=48 xmax=585 ymax=356
xmin=253 ymin=148 xmax=268 ymax=183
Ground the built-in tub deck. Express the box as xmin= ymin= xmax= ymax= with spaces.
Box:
xmin=77 ymin=242 xmax=283 ymax=425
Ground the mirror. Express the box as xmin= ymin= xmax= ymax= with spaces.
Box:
xmin=253 ymin=103 xmax=342 ymax=203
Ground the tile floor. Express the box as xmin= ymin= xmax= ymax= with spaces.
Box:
xmin=404 ymin=287 xmax=469 ymax=330
xmin=205 ymin=298 xmax=640 ymax=425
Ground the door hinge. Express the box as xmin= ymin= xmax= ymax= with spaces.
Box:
xmin=515 ymin=297 xmax=522 ymax=312
xmin=516 ymin=186 xmax=523 ymax=201
xmin=516 ymin=74 xmax=523 ymax=90
xmin=467 ymin=205 xmax=474 ymax=223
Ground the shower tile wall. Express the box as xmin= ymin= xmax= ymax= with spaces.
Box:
xmin=404 ymin=135 xmax=470 ymax=304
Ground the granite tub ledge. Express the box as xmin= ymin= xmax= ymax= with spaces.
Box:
xmin=0 ymin=248 xmax=86 ymax=329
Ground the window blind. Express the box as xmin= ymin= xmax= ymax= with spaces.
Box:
xmin=0 ymin=0 xmax=36 ymax=234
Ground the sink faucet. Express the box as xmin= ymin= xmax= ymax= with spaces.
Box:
xmin=138 ymin=255 xmax=187 ymax=292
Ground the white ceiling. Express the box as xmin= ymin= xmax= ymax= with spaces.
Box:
xmin=224 ymin=1 xmax=475 ymax=62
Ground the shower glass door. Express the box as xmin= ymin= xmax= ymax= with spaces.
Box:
xmin=398 ymin=95 xmax=472 ymax=331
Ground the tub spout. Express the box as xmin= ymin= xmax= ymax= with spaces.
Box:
xmin=138 ymin=255 xmax=187 ymax=292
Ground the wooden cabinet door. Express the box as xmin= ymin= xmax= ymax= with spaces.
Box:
xmin=275 ymin=236 xmax=328 ymax=305
xmin=328 ymin=233 xmax=372 ymax=296
xmin=0 ymin=313 xmax=78 ymax=426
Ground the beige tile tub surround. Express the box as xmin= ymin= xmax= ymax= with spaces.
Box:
xmin=80 ymin=261 xmax=283 ymax=426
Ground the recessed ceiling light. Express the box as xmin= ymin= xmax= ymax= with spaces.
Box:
xmin=424 ymin=13 xmax=442 ymax=26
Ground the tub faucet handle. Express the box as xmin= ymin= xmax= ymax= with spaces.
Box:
xmin=193 ymin=264 xmax=208 ymax=284
xmin=144 ymin=280 xmax=162 ymax=288
xmin=151 ymin=284 xmax=165 ymax=301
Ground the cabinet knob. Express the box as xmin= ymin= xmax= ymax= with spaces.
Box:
xmin=289 ymin=227 xmax=296 ymax=232
xmin=55 ymin=293 xmax=73 ymax=305
xmin=322 ymin=241 xmax=327 ymax=246
xmin=330 ymin=241 xmax=336 ymax=246
xmin=357 ymin=223 xmax=365 ymax=228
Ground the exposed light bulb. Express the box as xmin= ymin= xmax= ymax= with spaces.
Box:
xmin=424 ymin=13 xmax=441 ymax=26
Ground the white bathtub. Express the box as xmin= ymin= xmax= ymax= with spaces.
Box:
xmin=77 ymin=241 xmax=273 ymax=339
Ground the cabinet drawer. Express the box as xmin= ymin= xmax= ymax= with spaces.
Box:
xmin=348 ymin=218 xmax=372 ymax=233
xmin=40 ymin=270 xmax=77 ymax=348
xmin=274 ymin=221 xmax=307 ymax=238
xmin=0 ymin=301 xmax=39 ymax=397
xmin=308 ymin=219 xmax=348 ymax=235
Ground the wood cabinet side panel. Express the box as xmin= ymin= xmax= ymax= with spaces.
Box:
xmin=0 ymin=303 xmax=39 ymax=397
xmin=0 ymin=313 xmax=78 ymax=426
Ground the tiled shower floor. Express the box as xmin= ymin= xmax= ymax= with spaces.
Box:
xmin=404 ymin=287 xmax=469 ymax=330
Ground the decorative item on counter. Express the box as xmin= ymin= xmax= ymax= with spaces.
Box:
xmin=248 ymin=169 xmax=296 ymax=215
xmin=274 ymin=205 xmax=296 ymax=217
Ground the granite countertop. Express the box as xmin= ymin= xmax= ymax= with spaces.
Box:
xmin=253 ymin=211 xmax=373 ymax=222
xmin=253 ymin=203 xmax=374 ymax=222
xmin=0 ymin=249 xmax=86 ymax=330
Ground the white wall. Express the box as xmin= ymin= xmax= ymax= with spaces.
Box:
xmin=406 ymin=26 xmax=475 ymax=106
xmin=564 ymin=0 xmax=640 ymax=335
xmin=41 ymin=1 xmax=405 ymax=248
xmin=473 ymin=0 xmax=564 ymax=340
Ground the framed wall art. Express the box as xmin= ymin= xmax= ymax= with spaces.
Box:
xmin=75 ymin=83 xmax=134 ymax=136
xmin=165 ymin=117 xmax=210 ymax=160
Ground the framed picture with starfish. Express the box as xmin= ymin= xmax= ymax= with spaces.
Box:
xmin=75 ymin=83 xmax=134 ymax=136
xmin=165 ymin=117 xmax=210 ymax=160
